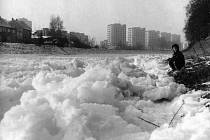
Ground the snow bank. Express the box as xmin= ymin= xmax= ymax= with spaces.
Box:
xmin=2 ymin=54 xmax=208 ymax=140
xmin=150 ymin=109 xmax=210 ymax=140
xmin=0 ymin=73 xmax=34 ymax=120
xmin=150 ymin=90 xmax=210 ymax=140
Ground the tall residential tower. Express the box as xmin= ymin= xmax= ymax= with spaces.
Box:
xmin=171 ymin=34 xmax=181 ymax=44
xmin=160 ymin=32 xmax=171 ymax=42
xmin=107 ymin=23 xmax=126 ymax=49
xmin=128 ymin=27 xmax=146 ymax=49
xmin=146 ymin=30 xmax=160 ymax=50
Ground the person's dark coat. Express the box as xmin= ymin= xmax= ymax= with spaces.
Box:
xmin=169 ymin=51 xmax=185 ymax=71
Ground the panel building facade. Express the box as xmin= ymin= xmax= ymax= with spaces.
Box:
xmin=160 ymin=32 xmax=171 ymax=42
xmin=171 ymin=34 xmax=181 ymax=44
xmin=146 ymin=30 xmax=160 ymax=50
xmin=107 ymin=23 xmax=126 ymax=49
xmin=128 ymin=27 xmax=146 ymax=49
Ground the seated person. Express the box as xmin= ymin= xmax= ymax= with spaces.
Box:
xmin=168 ymin=44 xmax=185 ymax=71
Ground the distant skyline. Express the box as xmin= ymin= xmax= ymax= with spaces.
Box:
xmin=0 ymin=0 xmax=189 ymax=42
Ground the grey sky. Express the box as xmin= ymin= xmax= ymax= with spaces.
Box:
xmin=1 ymin=0 xmax=189 ymax=42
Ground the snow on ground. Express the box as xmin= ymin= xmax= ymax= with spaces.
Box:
xmin=0 ymin=54 xmax=210 ymax=140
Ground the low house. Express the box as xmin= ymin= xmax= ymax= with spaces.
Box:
xmin=70 ymin=32 xmax=89 ymax=45
xmin=0 ymin=17 xmax=16 ymax=42
xmin=0 ymin=17 xmax=32 ymax=43
xmin=9 ymin=18 xmax=32 ymax=43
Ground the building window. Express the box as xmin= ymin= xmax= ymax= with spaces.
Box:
xmin=0 ymin=27 xmax=2 ymax=32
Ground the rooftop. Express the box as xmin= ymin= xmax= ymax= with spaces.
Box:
xmin=0 ymin=17 xmax=12 ymax=28
xmin=9 ymin=19 xmax=32 ymax=31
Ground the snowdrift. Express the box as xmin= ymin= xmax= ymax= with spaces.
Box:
xmin=0 ymin=54 xmax=209 ymax=140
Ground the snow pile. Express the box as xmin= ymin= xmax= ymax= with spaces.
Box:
xmin=0 ymin=64 xmax=147 ymax=140
xmin=108 ymin=56 xmax=187 ymax=101
xmin=150 ymin=90 xmax=210 ymax=140
xmin=150 ymin=109 xmax=210 ymax=140
xmin=143 ymin=82 xmax=186 ymax=101
xmin=0 ymin=56 xmax=87 ymax=120
xmin=0 ymin=72 xmax=34 ymax=120
xmin=0 ymin=54 xmax=209 ymax=140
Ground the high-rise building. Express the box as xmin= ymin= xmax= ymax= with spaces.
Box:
xmin=107 ymin=23 xmax=126 ymax=49
xmin=160 ymin=32 xmax=171 ymax=42
xmin=128 ymin=27 xmax=146 ymax=49
xmin=146 ymin=30 xmax=160 ymax=50
xmin=18 ymin=18 xmax=32 ymax=29
xmin=171 ymin=34 xmax=181 ymax=44
xmin=160 ymin=32 xmax=172 ymax=50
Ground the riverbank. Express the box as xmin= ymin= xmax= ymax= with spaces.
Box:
xmin=171 ymin=56 xmax=210 ymax=91
xmin=0 ymin=43 xmax=171 ymax=55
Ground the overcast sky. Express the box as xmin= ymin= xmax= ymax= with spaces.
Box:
xmin=0 ymin=0 xmax=189 ymax=42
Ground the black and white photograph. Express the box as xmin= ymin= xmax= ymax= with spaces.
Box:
xmin=0 ymin=0 xmax=210 ymax=139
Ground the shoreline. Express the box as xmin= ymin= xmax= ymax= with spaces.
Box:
xmin=0 ymin=43 xmax=171 ymax=55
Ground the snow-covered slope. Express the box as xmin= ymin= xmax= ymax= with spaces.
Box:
xmin=0 ymin=54 xmax=209 ymax=140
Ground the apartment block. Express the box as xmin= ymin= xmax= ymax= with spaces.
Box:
xmin=171 ymin=34 xmax=181 ymax=44
xmin=107 ymin=23 xmax=126 ymax=48
xmin=128 ymin=27 xmax=146 ymax=49
xmin=160 ymin=32 xmax=171 ymax=42
xmin=146 ymin=30 xmax=160 ymax=50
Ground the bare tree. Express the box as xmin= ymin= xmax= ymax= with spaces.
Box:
xmin=49 ymin=15 xmax=63 ymax=32
xmin=49 ymin=15 xmax=64 ymax=38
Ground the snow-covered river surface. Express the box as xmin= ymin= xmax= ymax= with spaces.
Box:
xmin=0 ymin=54 xmax=210 ymax=140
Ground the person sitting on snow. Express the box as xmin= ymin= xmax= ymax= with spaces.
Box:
xmin=168 ymin=44 xmax=185 ymax=72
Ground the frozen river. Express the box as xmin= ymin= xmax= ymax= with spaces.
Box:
xmin=0 ymin=54 xmax=210 ymax=140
